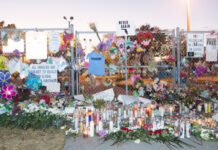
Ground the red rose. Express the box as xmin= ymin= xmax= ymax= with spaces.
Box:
xmin=148 ymin=130 xmax=153 ymax=135
xmin=39 ymin=94 xmax=50 ymax=104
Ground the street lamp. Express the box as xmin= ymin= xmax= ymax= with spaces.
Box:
xmin=63 ymin=16 xmax=74 ymax=28
xmin=186 ymin=0 xmax=190 ymax=31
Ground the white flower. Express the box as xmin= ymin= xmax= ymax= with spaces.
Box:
xmin=60 ymin=125 xmax=66 ymax=130
xmin=111 ymin=128 xmax=120 ymax=133
xmin=134 ymin=139 xmax=140 ymax=144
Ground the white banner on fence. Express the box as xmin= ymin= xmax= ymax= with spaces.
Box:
xmin=26 ymin=31 xmax=47 ymax=59
xmin=29 ymin=62 xmax=57 ymax=85
xmin=116 ymin=20 xmax=135 ymax=36
xmin=186 ymin=33 xmax=204 ymax=58
xmin=206 ymin=35 xmax=217 ymax=62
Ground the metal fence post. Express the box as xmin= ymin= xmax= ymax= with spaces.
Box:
xmin=75 ymin=31 xmax=79 ymax=95
xmin=171 ymin=29 xmax=176 ymax=88
xmin=125 ymin=36 xmax=128 ymax=95
xmin=70 ymin=24 xmax=75 ymax=97
xmin=176 ymin=27 xmax=181 ymax=89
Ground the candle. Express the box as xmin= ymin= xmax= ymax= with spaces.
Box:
xmin=79 ymin=122 xmax=83 ymax=133
xmin=117 ymin=116 xmax=121 ymax=128
xmin=180 ymin=121 xmax=185 ymax=138
xmin=169 ymin=106 xmax=173 ymax=116
xmin=124 ymin=110 xmax=127 ymax=119
xmin=204 ymin=103 xmax=208 ymax=113
xmin=197 ymin=104 xmax=202 ymax=112
xmin=96 ymin=112 xmax=100 ymax=125
xmin=134 ymin=109 xmax=138 ymax=118
xmin=99 ymin=120 xmax=103 ymax=131
xmin=186 ymin=121 xmax=191 ymax=138
xmin=160 ymin=118 xmax=164 ymax=129
xmin=208 ymin=103 xmax=211 ymax=113
xmin=159 ymin=106 xmax=165 ymax=117
xmin=89 ymin=121 xmax=94 ymax=137
xmin=137 ymin=118 xmax=142 ymax=127
xmin=109 ymin=120 xmax=113 ymax=132
xmin=86 ymin=112 xmax=89 ymax=128
xmin=83 ymin=128 xmax=88 ymax=138
xmin=75 ymin=118 xmax=78 ymax=130
xmin=174 ymin=120 xmax=179 ymax=137
xmin=198 ymin=119 xmax=202 ymax=125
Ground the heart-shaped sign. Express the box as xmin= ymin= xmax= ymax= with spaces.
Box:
xmin=137 ymin=32 xmax=153 ymax=47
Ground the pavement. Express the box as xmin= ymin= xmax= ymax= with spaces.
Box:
xmin=64 ymin=136 xmax=218 ymax=150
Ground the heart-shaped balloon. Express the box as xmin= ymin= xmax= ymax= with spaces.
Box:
xmin=137 ymin=32 xmax=153 ymax=47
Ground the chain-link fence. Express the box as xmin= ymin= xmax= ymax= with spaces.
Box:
xmin=0 ymin=27 xmax=73 ymax=96
xmin=179 ymin=30 xmax=218 ymax=91
xmin=75 ymin=29 xmax=178 ymax=99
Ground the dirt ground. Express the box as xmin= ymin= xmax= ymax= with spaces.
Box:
xmin=0 ymin=127 xmax=66 ymax=150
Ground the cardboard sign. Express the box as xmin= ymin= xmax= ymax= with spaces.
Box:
xmin=46 ymin=83 xmax=60 ymax=92
xmin=186 ymin=33 xmax=204 ymax=58
xmin=206 ymin=35 xmax=217 ymax=62
xmin=29 ymin=62 xmax=57 ymax=85
xmin=116 ymin=20 xmax=135 ymax=36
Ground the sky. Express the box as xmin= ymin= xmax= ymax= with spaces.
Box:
xmin=0 ymin=0 xmax=218 ymax=31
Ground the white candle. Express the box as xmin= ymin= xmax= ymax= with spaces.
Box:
xmin=75 ymin=118 xmax=78 ymax=130
xmin=124 ymin=110 xmax=127 ymax=119
xmin=186 ymin=121 xmax=191 ymax=138
xmin=159 ymin=107 xmax=165 ymax=117
xmin=174 ymin=120 xmax=179 ymax=137
xmin=152 ymin=119 xmax=157 ymax=131
xmin=117 ymin=117 xmax=121 ymax=128
xmin=109 ymin=120 xmax=113 ymax=131
xmin=204 ymin=103 xmax=208 ymax=113
xmin=160 ymin=118 xmax=164 ymax=129
xmin=89 ymin=121 xmax=94 ymax=137
xmin=197 ymin=105 xmax=202 ymax=112
xmin=99 ymin=121 xmax=103 ymax=131
xmin=180 ymin=121 xmax=185 ymax=138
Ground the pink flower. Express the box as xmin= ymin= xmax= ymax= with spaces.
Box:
xmin=60 ymin=44 xmax=67 ymax=50
xmin=166 ymin=55 xmax=176 ymax=63
xmin=1 ymin=84 xmax=17 ymax=100
xmin=130 ymin=75 xmax=142 ymax=84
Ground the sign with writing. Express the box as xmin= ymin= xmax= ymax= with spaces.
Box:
xmin=49 ymin=32 xmax=61 ymax=53
xmin=186 ymin=33 xmax=204 ymax=58
xmin=206 ymin=35 xmax=217 ymax=62
xmin=29 ymin=63 xmax=57 ymax=85
xmin=116 ymin=20 xmax=135 ymax=36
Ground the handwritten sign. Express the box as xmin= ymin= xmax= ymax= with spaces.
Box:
xmin=29 ymin=63 xmax=57 ymax=85
xmin=49 ymin=32 xmax=61 ymax=53
xmin=187 ymin=33 xmax=204 ymax=58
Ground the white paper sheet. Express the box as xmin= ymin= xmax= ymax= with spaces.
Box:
xmin=92 ymin=88 xmax=115 ymax=101
xmin=3 ymin=39 xmax=24 ymax=53
xmin=26 ymin=31 xmax=47 ymax=59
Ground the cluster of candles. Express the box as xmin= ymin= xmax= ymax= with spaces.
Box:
xmin=71 ymin=101 xmax=217 ymax=138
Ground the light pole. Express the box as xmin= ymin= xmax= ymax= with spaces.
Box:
xmin=186 ymin=0 xmax=190 ymax=31
xmin=63 ymin=16 xmax=74 ymax=28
